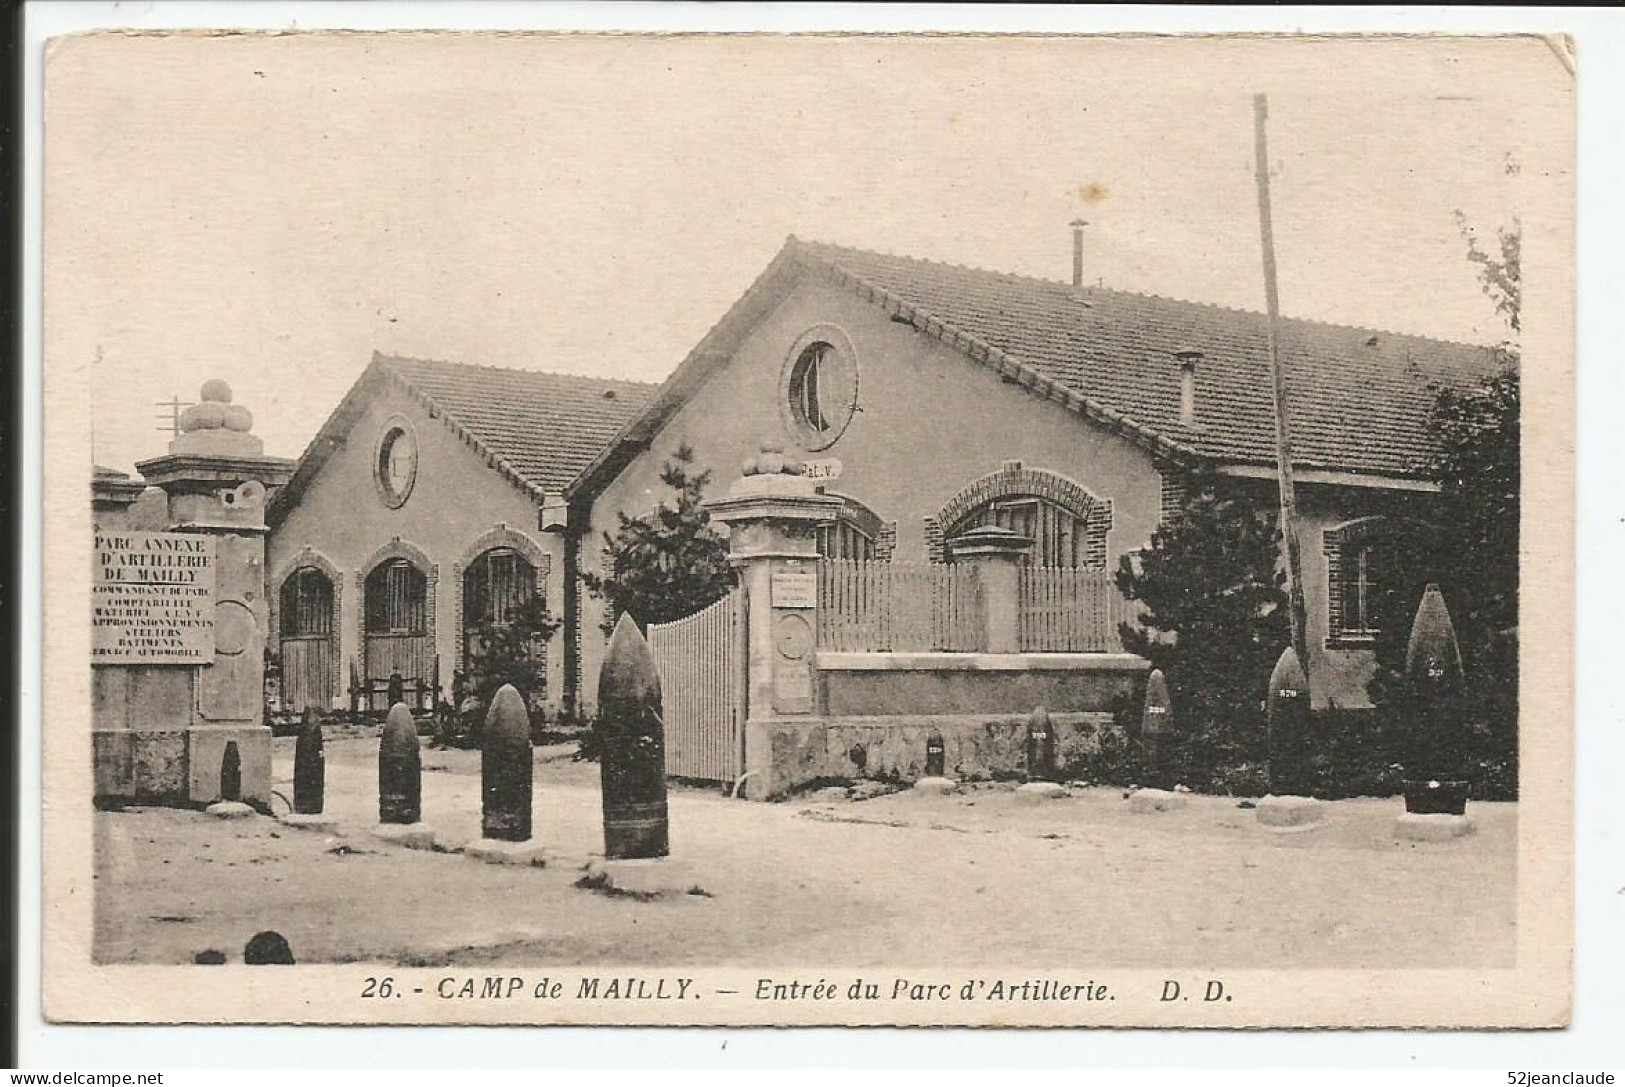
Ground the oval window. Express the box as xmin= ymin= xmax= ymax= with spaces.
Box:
xmin=786 ymin=339 xmax=858 ymax=450
xmin=375 ymin=424 xmax=418 ymax=508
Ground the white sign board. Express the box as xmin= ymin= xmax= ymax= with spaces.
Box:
xmin=802 ymin=458 xmax=843 ymax=482
xmin=770 ymin=570 xmax=817 ymax=609
xmin=92 ymin=531 xmax=217 ymax=665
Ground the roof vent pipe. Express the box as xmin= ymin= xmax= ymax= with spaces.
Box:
xmin=1175 ymin=349 xmax=1203 ymax=427
xmin=1069 ymin=219 xmax=1089 ymax=289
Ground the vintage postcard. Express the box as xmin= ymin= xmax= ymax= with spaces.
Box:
xmin=42 ymin=30 xmax=1574 ymax=1027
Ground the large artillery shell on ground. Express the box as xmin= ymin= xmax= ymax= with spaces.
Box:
xmin=1025 ymin=705 xmax=1057 ymax=782
xmin=378 ymin=702 xmax=422 ymax=825
xmin=1402 ymin=583 xmax=1468 ymax=783
xmin=1406 ymin=583 xmax=1465 ymax=691
xmin=481 ymin=684 xmax=534 ymax=842
xmin=597 ymin=613 xmax=669 ymax=861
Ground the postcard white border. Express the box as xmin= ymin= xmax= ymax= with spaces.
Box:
xmin=17 ymin=0 xmax=1624 ymax=1069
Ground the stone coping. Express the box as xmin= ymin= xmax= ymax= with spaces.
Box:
xmin=813 ymin=651 xmax=1150 ymax=673
xmin=755 ymin=711 xmax=1111 ymax=728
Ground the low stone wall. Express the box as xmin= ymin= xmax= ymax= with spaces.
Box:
xmin=815 ymin=651 xmax=1149 ymax=717
xmin=94 ymin=725 xmax=272 ymax=808
xmin=744 ymin=711 xmax=1121 ymax=800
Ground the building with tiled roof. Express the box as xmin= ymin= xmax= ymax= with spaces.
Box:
xmin=266 ymin=352 xmax=656 ymax=717
xmin=570 ymin=235 xmax=1505 ymax=713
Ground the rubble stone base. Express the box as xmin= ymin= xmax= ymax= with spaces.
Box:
xmin=279 ymin=812 xmax=339 ymax=832
xmin=464 ymin=838 xmax=548 ymax=867
xmin=371 ymin=823 xmax=436 ymax=851
xmin=1128 ymin=788 xmax=1187 ymax=814
xmin=1394 ymin=813 xmax=1475 ymax=841
xmin=205 ymin=801 xmax=256 ymax=819
xmin=913 ymin=776 xmax=959 ymax=796
xmin=590 ymin=857 xmax=693 ymax=896
xmin=1255 ymin=795 xmax=1325 ymax=828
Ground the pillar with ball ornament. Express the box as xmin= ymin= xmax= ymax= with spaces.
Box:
xmin=704 ymin=440 xmax=843 ymax=800
xmin=92 ymin=379 xmax=294 ymax=810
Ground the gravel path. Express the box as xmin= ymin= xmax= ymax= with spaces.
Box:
xmin=92 ymin=735 xmax=1517 ymax=968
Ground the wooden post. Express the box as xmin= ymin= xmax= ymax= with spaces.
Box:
xmin=1253 ymin=93 xmax=1313 ymax=685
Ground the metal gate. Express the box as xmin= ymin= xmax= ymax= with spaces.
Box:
xmin=648 ymin=588 xmax=747 ymax=784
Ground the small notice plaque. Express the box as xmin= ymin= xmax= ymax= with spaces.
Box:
xmin=92 ymin=531 xmax=217 ymax=665
xmin=773 ymin=660 xmax=813 ymax=708
xmin=771 ymin=569 xmax=817 ymax=609
xmin=802 ymin=457 xmax=842 ymax=482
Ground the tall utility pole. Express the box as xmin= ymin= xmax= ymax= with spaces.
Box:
xmin=1252 ymin=93 xmax=1312 ymax=679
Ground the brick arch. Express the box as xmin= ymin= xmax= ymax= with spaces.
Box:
xmin=360 ymin=537 xmax=434 ymax=578
xmin=452 ymin=524 xmax=554 ymax=686
xmin=1322 ymin=514 xmax=1441 ymax=647
xmin=928 ymin=462 xmax=1114 ymax=567
xmin=355 ymin=537 xmax=439 ymax=702
xmin=823 ymin=492 xmax=885 ymax=542
xmin=819 ymin=491 xmax=897 ymax=561
xmin=269 ymin=547 xmax=344 ymax=706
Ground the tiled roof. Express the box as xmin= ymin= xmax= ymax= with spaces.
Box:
xmin=374 ymin=355 xmax=657 ymax=496
xmin=269 ymin=354 xmax=657 ymax=526
xmin=796 ymin=240 xmax=1500 ymax=479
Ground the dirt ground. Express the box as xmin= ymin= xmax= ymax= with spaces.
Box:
xmin=93 ymin=734 xmax=1517 ymax=968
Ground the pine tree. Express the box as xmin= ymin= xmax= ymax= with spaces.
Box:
xmin=585 ymin=444 xmax=734 ymax=632
xmin=1114 ymin=470 xmax=1289 ymax=791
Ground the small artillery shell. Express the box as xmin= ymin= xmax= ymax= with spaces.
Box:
xmin=378 ymin=702 xmax=422 ymax=825
xmin=293 ymin=709 xmax=325 ymax=815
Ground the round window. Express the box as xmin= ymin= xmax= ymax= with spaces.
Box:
xmin=375 ymin=422 xmax=418 ymax=508
xmin=783 ymin=330 xmax=858 ymax=451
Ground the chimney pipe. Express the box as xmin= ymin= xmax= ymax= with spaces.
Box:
xmin=1069 ymin=219 xmax=1089 ymax=288
xmin=1175 ymin=349 xmax=1203 ymax=426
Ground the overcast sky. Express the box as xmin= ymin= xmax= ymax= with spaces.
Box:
xmin=46 ymin=33 xmax=1562 ymax=474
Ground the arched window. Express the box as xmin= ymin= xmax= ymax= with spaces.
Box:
xmin=933 ymin=463 xmax=1111 ymax=569
xmin=815 ymin=494 xmax=886 ymax=562
xmin=1324 ymin=516 xmax=1444 ymax=647
xmin=461 ymin=546 xmax=547 ymax=698
xmin=365 ymin=559 xmax=427 ymax=635
xmin=463 ymin=547 xmax=536 ymax=628
xmin=949 ymin=494 xmax=1095 ymax=568
xmin=279 ymin=567 xmax=333 ymax=639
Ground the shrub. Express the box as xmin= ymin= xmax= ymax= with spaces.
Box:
xmin=1115 ymin=468 xmax=1288 ymax=790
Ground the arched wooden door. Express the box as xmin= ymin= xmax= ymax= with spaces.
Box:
xmin=278 ymin=567 xmax=335 ymax=713
xmin=364 ymin=558 xmax=432 ymax=711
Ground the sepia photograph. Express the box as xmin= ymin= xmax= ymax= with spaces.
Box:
xmin=41 ymin=28 xmax=1574 ymax=1029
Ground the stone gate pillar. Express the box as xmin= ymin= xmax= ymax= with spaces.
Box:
xmin=704 ymin=444 xmax=841 ymax=800
xmin=947 ymin=526 xmax=1032 ymax=653
xmin=93 ymin=379 xmax=293 ymax=808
